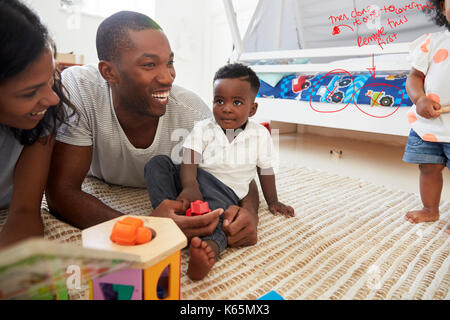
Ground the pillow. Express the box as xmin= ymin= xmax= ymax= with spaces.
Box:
xmin=258 ymin=73 xmax=292 ymax=87
xmin=255 ymin=58 xmax=310 ymax=87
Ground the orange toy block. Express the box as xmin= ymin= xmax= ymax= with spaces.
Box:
xmin=121 ymin=216 xmax=144 ymax=228
xmin=110 ymin=217 xmax=152 ymax=246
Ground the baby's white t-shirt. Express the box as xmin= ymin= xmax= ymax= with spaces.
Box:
xmin=183 ymin=119 xmax=278 ymax=199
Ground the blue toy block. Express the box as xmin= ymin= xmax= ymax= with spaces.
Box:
xmin=258 ymin=290 xmax=284 ymax=300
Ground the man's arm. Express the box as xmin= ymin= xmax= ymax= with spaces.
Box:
xmin=46 ymin=141 xmax=123 ymax=229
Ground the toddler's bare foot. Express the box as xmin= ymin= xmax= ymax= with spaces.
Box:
xmin=187 ymin=237 xmax=216 ymax=280
xmin=405 ymin=208 xmax=439 ymax=224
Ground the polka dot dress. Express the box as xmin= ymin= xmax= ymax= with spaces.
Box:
xmin=408 ymin=30 xmax=450 ymax=142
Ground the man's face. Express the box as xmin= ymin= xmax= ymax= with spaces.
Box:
xmin=114 ymin=29 xmax=176 ymax=118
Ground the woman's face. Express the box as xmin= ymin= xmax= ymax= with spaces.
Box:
xmin=0 ymin=46 xmax=60 ymax=130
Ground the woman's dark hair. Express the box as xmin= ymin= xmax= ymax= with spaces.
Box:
xmin=425 ymin=0 xmax=450 ymax=30
xmin=0 ymin=0 xmax=75 ymax=145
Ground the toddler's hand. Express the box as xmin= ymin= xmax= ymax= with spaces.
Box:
xmin=177 ymin=186 xmax=203 ymax=211
xmin=415 ymin=95 xmax=441 ymax=119
xmin=268 ymin=201 xmax=295 ymax=218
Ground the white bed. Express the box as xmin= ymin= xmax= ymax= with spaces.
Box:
xmin=240 ymin=43 xmax=412 ymax=136
xmin=222 ymin=0 xmax=441 ymax=137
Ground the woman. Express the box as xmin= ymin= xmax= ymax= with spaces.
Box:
xmin=0 ymin=0 xmax=75 ymax=247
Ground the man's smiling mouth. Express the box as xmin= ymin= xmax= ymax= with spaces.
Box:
xmin=152 ymin=90 xmax=170 ymax=103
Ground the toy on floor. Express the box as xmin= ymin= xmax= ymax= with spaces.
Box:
xmin=186 ymin=200 xmax=211 ymax=216
xmin=82 ymin=215 xmax=187 ymax=300
xmin=437 ymin=105 xmax=450 ymax=114
xmin=260 ymin=122 xmax=272 ymax=133
xmin=110 ymin=217 xmax=152 ymax=246
xmin=258 ymin=290 xmax=285 ymax=300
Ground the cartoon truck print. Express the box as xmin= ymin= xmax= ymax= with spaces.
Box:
xmin=292 ymin=75 xmax=313 ymax=93
xmin=365 ymin=90 xmax=394 ymax=107
xmin=316 ymin=86 xmax=345 ymax=103
xmin=293 ymin=74 xmax=352 ymax=103
xmin=317 ymin=75 xmax=352 ymax=103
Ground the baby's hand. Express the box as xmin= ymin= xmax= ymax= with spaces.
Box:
xmin=415 ymin=95 xmax=441 ymax=119
xmin=177 ymin=187 xmax=203 ymax=211
xmin=268 ymin=201 xmax=295 ymax=218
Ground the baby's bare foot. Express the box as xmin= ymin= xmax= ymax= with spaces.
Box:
xmin=187 ymin=237 xmax=216 ymax=280
xmin=405 ymin=208 xmax=439 ymax=224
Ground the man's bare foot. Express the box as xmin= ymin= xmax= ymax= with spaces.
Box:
xmin=187 ymin=237 xmax=217 ymax=280
xmin=405 ymin=208 xmax=439 ymax=224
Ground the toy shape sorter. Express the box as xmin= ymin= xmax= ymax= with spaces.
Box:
xmin=82 ymin=215 xmax=187 ymax=300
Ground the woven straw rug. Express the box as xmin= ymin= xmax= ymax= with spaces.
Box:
xmin=1 ymin=164 xmax=449 ymax=300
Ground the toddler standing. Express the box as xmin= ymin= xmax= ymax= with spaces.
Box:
xmin=403 ymin=0 xmax=450 ymax=234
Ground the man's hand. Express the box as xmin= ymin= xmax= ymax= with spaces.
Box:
xmin=222 ymin=205 xmax=258 ymax=247
xmin=151 ymin=199 xmax=223 ymax=241
xmin=416 ymin=95 xmax=441 ymax=119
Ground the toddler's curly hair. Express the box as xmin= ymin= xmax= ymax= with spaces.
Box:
xmin=424 ymin=0 xmax=450 ymax=30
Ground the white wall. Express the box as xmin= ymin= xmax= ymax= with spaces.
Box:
xmin=25 ymin=0 xmax=241 ymax=107
xmin=154 ymin=0 xmax=256 ymax=106
xmin=26 ymin=0 xmax=103 ymax=65
xmin=154 ymin=0 xmax=211 ymax=104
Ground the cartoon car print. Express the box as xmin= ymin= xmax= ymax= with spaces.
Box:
xmin=328 ymin=90 xmax=344 ymax=103
xmin=292 ymin=75 xmax=313 ymax=93
xmin=365 ymin=90 xmax=394 ymax=107
xmin=385 ymin=72 xmax=408 ymax=80
xmin=317 ymin=85 xmax=344 ymax=103
xmin=337 ymin=78 xmax=352 ymax=87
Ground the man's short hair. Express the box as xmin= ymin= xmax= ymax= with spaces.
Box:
xmin=214 ymin=63 xmax=260 ymax=95
xmin=96 ymin=11 xmax=162 ymax=62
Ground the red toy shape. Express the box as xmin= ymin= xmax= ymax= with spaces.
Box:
xmin=260 ymin=122 xmax=271 ymax=134
xmin=186 ymin=200 xmax=211 ymax=216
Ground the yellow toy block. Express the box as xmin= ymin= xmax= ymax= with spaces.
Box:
xmin=82 ymin=216 xmax=187 ymax=300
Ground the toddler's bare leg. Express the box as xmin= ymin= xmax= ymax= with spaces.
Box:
xmin=405 ymin=164 xmax=444 ymax=224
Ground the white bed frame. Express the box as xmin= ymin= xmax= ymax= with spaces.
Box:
xmin=223 ymin=0 xmax=412 ymax=137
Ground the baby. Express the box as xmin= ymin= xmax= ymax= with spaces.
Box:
xmin=403 ymin=0 xmax=450 ymax=234
xmin=146 ymin=63 xmax=294 ymax=280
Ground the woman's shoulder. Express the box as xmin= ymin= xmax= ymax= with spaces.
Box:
xmin=0 ymin=125 xmax=22 ymax=152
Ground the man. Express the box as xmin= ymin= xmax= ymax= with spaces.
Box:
xmin=46 ymin=11 xmax=259 ymax=247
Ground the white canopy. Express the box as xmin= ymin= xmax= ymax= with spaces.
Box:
xmin=225 ymin=0 xmax=442 ymax=56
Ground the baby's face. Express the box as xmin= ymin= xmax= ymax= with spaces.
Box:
xmin=212 ymin=78 xmax=257 ymax=130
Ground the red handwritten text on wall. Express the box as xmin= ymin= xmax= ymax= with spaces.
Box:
xmin=328 ymin=1 xmax=434 ymax=49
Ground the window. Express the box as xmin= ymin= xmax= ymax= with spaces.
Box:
xmin=60 ymin=0 xmax=155 ymax=18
